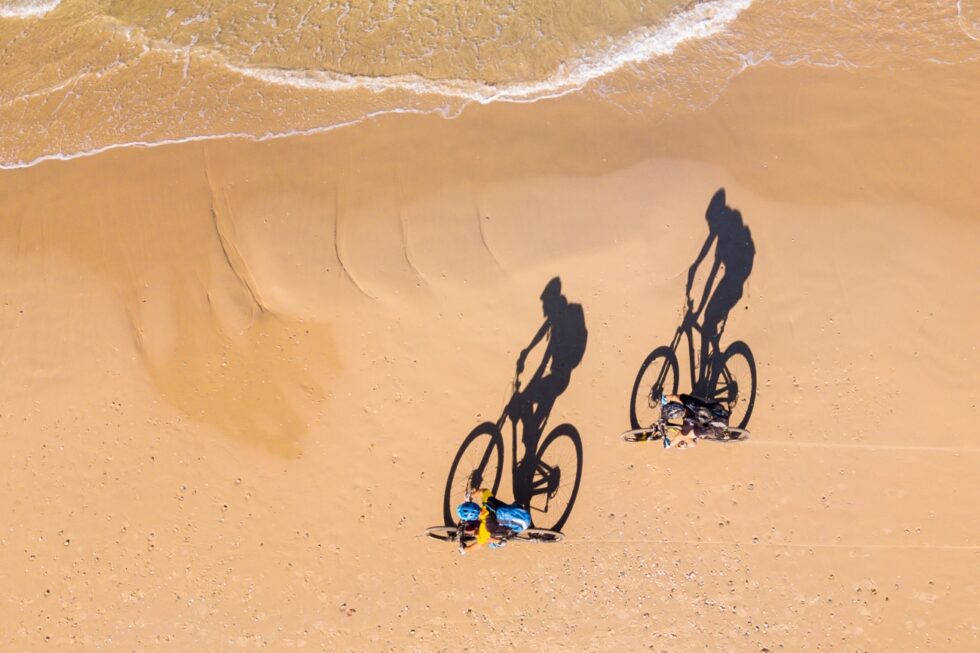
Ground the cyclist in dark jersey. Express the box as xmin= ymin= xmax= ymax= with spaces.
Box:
xmin=660 ymin=393 xmax=730 ymax=449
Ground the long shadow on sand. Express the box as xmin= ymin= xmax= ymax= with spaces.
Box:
xmin=442 ymin=277 xmax=587 ymax=532
xmin=629 ymin=188 xmax=758 ymax=431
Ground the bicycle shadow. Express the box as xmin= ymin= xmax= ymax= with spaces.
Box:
xmin=442 ymin=277 xmax=587 ymax=532
xmin=629 ymin=188 xmax=759 ymax=431
xmin=687 ymin=188 xmax=756 ymax=397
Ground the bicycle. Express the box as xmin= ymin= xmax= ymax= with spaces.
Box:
xmin=621 ymin=394 xmax=750 ymax=443
xmin=629 ymin=298 xmax=757 ymax=434
xmin=442 ymin=375 xmax=583 ymax=533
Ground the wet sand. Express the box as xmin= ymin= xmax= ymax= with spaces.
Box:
xmin=2 ymin=27 xmax=980 ymax=653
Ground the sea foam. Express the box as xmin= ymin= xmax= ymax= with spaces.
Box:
xmin=227 ymin=0 xmax=753 ymax=104
xmin=0 ymin=0 xmax=752 ymax=169
xmin=0 ymin=0 xmax=60 ymax=19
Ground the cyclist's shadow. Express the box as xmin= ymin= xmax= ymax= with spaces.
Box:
xmin=688 ymin=187 xmax=756 ymax=396
xmin=629 ymin=188 xmax=759 ymax=431
xmin=442 ymin=277 xmax=587 ymax=532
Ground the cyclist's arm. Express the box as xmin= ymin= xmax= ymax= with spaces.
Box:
xmin=687 ymin=234 xmax=714 ymax=285
xmin=461 ymin=538 xmax=484 ymax=553
xmin=668 ymin=434 xmax=697 ymax=449
xmin=468 ymin=488 xmax=492 ymax=504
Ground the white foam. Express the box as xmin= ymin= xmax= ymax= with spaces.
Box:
xmin=227 ymin=0 xmax=752 ymax=104
xmin=958 ymin=0 xmax=980 ymax=41
xmin=0 ymin=0 xmax=752 ymax=169
xmin=0 ymin=0 xmax=60 ymax=19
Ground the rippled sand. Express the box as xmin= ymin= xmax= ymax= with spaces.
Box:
xmin=1 ymin=1 xmax=979 ymax=650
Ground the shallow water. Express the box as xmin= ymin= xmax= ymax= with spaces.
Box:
xmin=1 ymin=0 xmax=977 ymax=168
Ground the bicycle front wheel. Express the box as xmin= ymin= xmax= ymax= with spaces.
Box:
xmin=630 ymin=346 xmax=679 ymax=431
xmin=710 ymin=341 xmax=757 ymax=429
xmin=525 ymin=423 xmax=583 ymax=532
xmin=621 ymin=426 xmax=663 ymax=443
xmin=442 ymin=422 xmax=504 ymax=526
xmin=425 ymin=526 xmax=476 ymax=544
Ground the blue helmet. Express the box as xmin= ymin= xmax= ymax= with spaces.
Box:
xmin=456 ymin=501 xmax=481 ymax=522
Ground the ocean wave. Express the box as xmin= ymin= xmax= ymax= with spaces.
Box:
xmin=0 ymin=0 xmax=753 ymax=169
xmin=225 ymin=0 xmax=752 ymax=104
xmin=0 ymin=0 xmax=60 ymax=19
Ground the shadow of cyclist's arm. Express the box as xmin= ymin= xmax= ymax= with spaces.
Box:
xmin=687 ymin=233 xmax=714 ymax=296
xmin=688 ymin=234 xmax=720 ymax=315
xmin=517 ymin=319 xmax=551 ymax=369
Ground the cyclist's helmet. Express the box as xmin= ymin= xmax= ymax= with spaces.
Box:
xmin=456 ymin=501 xmax=481 ymax=522
xmin=663 ymin=401 xmax=687 ymax=420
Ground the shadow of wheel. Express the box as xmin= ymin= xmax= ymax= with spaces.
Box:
xmin=527 ymin=423 xmax=583 ymax=532
xmin=710 ymin=340 xmax=757 ymax=429
xmin=442 ymin=422 xmax=504 ymax=527
xmin=629 ymin=346 xmax=679 ymax=431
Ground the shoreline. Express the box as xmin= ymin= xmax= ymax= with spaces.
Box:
xmin=5 ymin=57 xmax=978 ymax=221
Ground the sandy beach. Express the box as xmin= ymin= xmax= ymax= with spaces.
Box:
xmin=2 ymin=1 xmax=979 ymax=650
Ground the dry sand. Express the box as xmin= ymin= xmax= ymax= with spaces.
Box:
xmin=2 ymin=39 xmax=980 ymax=653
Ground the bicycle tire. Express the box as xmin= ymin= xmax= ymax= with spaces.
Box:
xmin=514 ymin=528 xmax=564 ymax=544
xmin=525 ymin=423 xmax=583 ymax=532
xmin=630 ymin=346 xmax=679 ymax=431
xmin=698 ymin=426 xmax=750 ymax=442
xmin=620 ymin=427 xmax=662 ymax=443
xmin=725 ymin=427 xmax=750 ymax=440
xmin=442 ymin=422 xmax=504 ymax=526
xmin=710 ymin=340 xmax=757 ymax=430
xmin=425 ymin=526 xmax=477 ymax=544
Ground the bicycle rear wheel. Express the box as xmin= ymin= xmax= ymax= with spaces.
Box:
xmin=513 ymin=528 xmax=564 ymax=543
xmin=698 ymin=426 xmax=750 ymax=442
xmin=630 ymin=346 xmax=679 ymax=431
xmin=724 ymin=427 xmax=750 ymax=440
xmin=442 ymin=422 xmax=504 ymax=526
xmin=710 ymin=341 xmax=757 ymax=429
